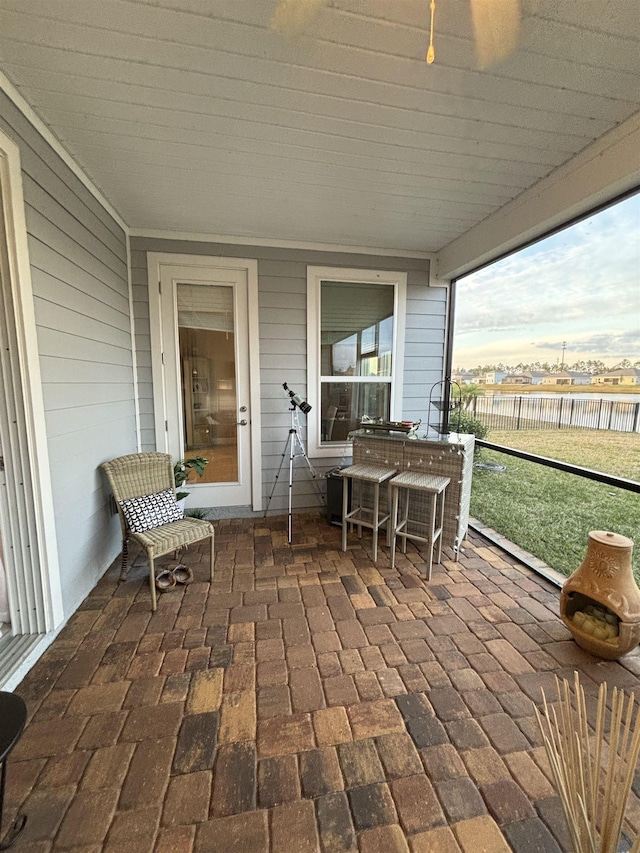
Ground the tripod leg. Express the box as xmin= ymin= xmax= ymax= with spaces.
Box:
xmin=288 ymin=429 xmax=295 ymax=543
xmin=268 ymin=405 xmax=325 ymax=543
xmin=264 ymin=431 xmax=294 ymax=518
xmin=292 ymin=431 xmax=318 ymax=477
xmin=291 ymin=430 xmax=326 ymax=507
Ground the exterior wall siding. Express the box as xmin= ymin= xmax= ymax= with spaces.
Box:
xmin=130 ymin=238 xmax=444 ymax=515
xmin=0 ymin=91 xmax=136 ymax=618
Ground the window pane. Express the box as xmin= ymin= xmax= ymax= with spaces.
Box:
xmin=321 ymin=381 xmax=391 ymax=442
xmin=177 ymin=283 xmax=238 ymax=484
xmin=321 ymin=282 xmax=394 ymax=378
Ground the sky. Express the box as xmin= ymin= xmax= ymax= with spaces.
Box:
xmin=452 ymin=193 xmax=640 ymax=369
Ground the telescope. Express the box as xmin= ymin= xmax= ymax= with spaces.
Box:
xmin=265 ymin=382 xmax=322 ymax=541
xmin=283 ymin=382 xmax=311 ymax=414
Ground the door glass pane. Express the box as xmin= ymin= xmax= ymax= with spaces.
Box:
xmin=177 ymin=283 xmax=238 ymax=484
xmin=321 ymin=381 xmax=391 ymax=442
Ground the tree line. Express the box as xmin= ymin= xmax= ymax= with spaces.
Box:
xmin=456 ymin=359 xmax=640 ymax=375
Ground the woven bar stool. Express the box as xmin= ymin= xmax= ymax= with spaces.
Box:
xmin=340 ymin=463 xmax=397 ymax=563
xmin=389 ymin=471 xmax=450 ymax=578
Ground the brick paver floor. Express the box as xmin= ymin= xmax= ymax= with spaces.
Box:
xmin=4 ymin=514 xmax=640 ymax=852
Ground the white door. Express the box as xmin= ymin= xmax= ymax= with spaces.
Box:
xmin=149 ymin=255 xmax=261 ymax=509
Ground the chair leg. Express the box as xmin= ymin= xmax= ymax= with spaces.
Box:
xmin=401 ymin=491 xmax=409 ymax=555
xmin=390 ymin=486 xmax=399 ymax=570
xmin=341 ymin=476 xmax=349 ymax=553
xmin=119 ymin=537 xmax=129 ymax=583
xmin=385 ymin=484 xmax=392 ymax=546
xmin=210 ymin=532 xmax=215 ymax=583
xmin=149 ymin=554 xmax=157 ymax=612
xmin=426 ymin=493 xmax=437 ymax=582
xmin=372 ymin=483 xmax=379 ymax=563
xmin=435 ymin=491 xmax=445 ymax=566
xmin=434 ymin=491 xmax=444 ymax=563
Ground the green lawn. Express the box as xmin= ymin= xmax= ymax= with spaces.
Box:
xmin=487 ymin=429 xmax=640 ymax=481
xmin=471 ymin=429 xmax=640 ymax=581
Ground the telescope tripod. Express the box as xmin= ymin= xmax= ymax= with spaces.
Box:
xmin=265 ymin=404 xmax=325 ymax=543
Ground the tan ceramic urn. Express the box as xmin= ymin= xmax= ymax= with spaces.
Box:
xmin=560 ymin=531 xmax=640 ymax=660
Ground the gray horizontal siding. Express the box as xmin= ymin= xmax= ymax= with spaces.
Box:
xmin=32 ymin=288 xmax=131 ymax=348
xmin=131 ymin=237 xmax=443 ymax=515
xmin=37 ymin=327 xmax=133 ymax=367
xmin=0 ymin=90 xmax=135 ymax=617
xmin=28 ymin=238 xmax=129 ymax=311
xmin=403 ymin=283 xmax=447 ymax=425
xmin=130 ymin=259 xmax=154 ymax=446
xmin=25 ymin=186 xmax=127 ymax=279
xmin=45 ymin=400 xmax=136 ymax=440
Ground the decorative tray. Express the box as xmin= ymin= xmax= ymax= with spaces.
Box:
xmin=359 ymin=420 xmax=418 ymax=434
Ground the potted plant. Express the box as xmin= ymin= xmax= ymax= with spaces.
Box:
xmin=174 ymin=456 xmax=209 ymax=504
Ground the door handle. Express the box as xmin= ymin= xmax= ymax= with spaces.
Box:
xmin=237 ymin=419 xmax=248 ymax=426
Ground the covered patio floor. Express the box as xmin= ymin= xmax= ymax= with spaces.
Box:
xmin=6 ymin=514 xmax=640 ymax=852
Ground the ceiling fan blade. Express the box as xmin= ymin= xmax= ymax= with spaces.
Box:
xmin=270 ymin=0 xmax=332 ymax=38
xmin=470 ymin=0 xmax=521 ymax=67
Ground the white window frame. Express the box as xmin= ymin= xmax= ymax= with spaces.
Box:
xmin=307 ymin=266 xmax=407 ymax=458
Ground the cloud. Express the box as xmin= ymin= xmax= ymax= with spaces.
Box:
xmin=536 ymin=329 xmax=640 ymax=356
xmin=454 ymin=195 xmax=640 ymax=337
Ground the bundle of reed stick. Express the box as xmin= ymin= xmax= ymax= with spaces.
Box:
xmin=536 ymin=672 xmax=640 ymax=853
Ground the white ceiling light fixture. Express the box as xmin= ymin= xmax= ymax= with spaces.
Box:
xmin=270 ymin=0 xmax=522 ymax=68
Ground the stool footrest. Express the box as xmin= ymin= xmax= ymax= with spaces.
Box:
xmin=395 ymin=524 xmax=443 ymax=548
xmin=345 ymin=507 xmax=391 ymax=527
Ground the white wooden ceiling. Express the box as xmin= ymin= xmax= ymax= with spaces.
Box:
xmin=0 ymin=0 xmax=638 ymax=253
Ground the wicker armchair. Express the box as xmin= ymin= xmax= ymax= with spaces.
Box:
xmin=101 ymin=452 xmax=215 ymax=611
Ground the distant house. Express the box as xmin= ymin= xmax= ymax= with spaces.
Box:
xmin=567 ymin=371 xmax=592 ymax=385
xmin=481 ymin=370 xmax=507 ymax=385
xmin=529 ymin=370 xmax=549 ymax=385
xmin=453 ymin=372 xmax=479 ymax=385
xmin=542 ymin=370 xmax=591 ymax=386
xmin=591 ymin=368 xmax=640 ymax=386
xmin=502 ymin=373 xmax=532 ymax=385
xmin=542 ymin=371 xmax=571 ymax=385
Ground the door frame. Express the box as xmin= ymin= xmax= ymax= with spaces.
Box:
xmin=147 ymin=253 xmax=262 ymax=511
xmin=159 ymin=263 xmax=251 ymax=507
xmin=0 ymin=128 xmax=63 ymax=640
